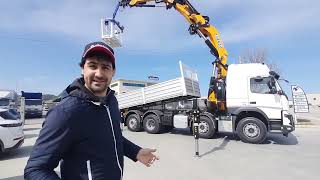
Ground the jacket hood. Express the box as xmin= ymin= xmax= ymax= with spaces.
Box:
xmin=62 ymin=78 xmax=114 ymax=104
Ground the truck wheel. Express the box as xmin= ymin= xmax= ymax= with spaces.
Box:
xmin=143 ymin=114 xmax=161 ymax=134
xmin=198 ymin=116 xmax=215 ymax=139
xmin=236 ymin=117 xmax=267 ymax=144
xmin=126 ymin=114 xmax=142 ymax=132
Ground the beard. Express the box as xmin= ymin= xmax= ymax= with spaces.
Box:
xmin=92 ymin=83 xmax=108 ymax=92
xmin=86 ymin=78 xmax=110 ymax=97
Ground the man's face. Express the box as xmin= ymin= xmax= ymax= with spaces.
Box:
xmin=82 ymin=56 xmax=115 ymax=97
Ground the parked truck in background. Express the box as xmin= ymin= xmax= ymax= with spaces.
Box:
xmin=0 ymin=90 xmax=20 ymax=118
xmin=117 ymin=62 xmax=296 ymax=144
xmin=0 ymin=90 xmax=18 ymax=109
xmin=21 ymin=91 xmax=43 ymax=118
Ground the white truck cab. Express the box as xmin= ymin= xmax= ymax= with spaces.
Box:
xmin=224 ymin=63 xmax=295 ymax=143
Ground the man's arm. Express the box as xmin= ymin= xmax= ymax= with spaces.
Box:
xmin=113 ymin=96 xmax=158 ymax=164
xmin=122 ymin=137 xmax=159 ymax=167
xmin=24 ymin=107 xmax=74 ymax=180
xmin=122 ymin=137 xmax=141 ymax=161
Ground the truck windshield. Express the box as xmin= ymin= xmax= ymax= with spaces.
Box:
xmin=0 ymin=99 xmax=9 ymax=106
xmin=25 ymin=99 xmax=42 ymax=105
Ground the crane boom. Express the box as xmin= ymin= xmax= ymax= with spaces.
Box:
xmin=115 ymin=0 xmax=229 ymax=112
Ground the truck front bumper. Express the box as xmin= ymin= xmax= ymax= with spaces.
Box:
xmin=25 ymin=110 xmax=42 ymax=117
xmin=281 ymin=113 xmax=295 ymax=135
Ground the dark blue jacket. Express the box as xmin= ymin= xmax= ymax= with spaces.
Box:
xmin=24 ymin=78 xmax=141 ymax=180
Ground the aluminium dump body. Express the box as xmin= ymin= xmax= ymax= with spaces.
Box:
xmin=116 ymin=61 xmax=201 ymax=109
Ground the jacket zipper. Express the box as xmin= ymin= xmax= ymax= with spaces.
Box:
xmin=87 ymin=160 xmax=93 ymax=180
xmin=105 ymin=105 xmax=123 ymax=180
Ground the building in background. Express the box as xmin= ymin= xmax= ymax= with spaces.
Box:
xmin=306 ymin=93 xmax=320 ymax=106
xmin=110 ymin=79 xmax=157 ymax=95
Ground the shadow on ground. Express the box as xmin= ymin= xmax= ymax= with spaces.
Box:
xmin=200 ymin=136 xmax=230 ymax=157
xmin=0 ymin=145 xmax=33 ymax=161
xmin=197 ymin=132 xmax=298 ymax=157
xmin=264 ymin=133 xmax=298 ymax=145
xmin=169 ymin=128 xmax=193 ymax=137
xmin=169 ymin=128 xmax=298 ymax=145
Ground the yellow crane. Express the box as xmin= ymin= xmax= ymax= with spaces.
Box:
xmin=109 ymin=0 xmax=229 ymax=112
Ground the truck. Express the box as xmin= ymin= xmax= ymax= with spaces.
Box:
xmin=118 ymin=61 xmax=295 ymax=144
xmin=0 ymin=90 xmax=19 ymax=110
xmin=21 ymin=91 xmax=43 ymax=118
xmin=103 ymin=0 xmax=295 ymax=143
xmin=0 ymin=90 xmax=20 ymax=118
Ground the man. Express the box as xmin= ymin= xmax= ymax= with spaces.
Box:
xmin=24 ymin=41 xmax=159 ymax=180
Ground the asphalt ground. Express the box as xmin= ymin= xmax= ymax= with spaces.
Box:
xmin=295 ymin=106 xmax=320 ymax=126
xmin=1 ymin=117 xmax=320 ymax=180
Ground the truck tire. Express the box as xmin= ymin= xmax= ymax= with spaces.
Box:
xmin=236 ymin=117 xmax=267 ymax=144
xmin=126 ymin=114 xmax=142 ymax=132
xmin=143 ymin=114 xmax=161 ymax=134
xmin=198 ymin=116 xmax=215 ymax=139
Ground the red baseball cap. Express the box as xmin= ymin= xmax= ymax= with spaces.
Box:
xmin=81 ymin=41 xmax=115 ymax=67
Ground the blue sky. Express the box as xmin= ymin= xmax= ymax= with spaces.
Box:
xmin=0 ymin=0 xmax=319 ymax=96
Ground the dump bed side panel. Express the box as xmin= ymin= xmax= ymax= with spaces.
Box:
xmin=117 ymin=61 xmax=201 ymax=109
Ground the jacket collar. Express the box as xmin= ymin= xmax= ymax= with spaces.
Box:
xmin=63 ymin=77 xmax=114 ymax=105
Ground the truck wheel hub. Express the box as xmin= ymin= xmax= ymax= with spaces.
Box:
xmin=243 ymin=123 xmax=260 ymax=138
xmin=199 ymin=122 xmax=209 ymax=134
xmin=146 ymin=119 xmax=156 ymax=130
xmin=129 ymin=118 xmax=138 ymax=128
